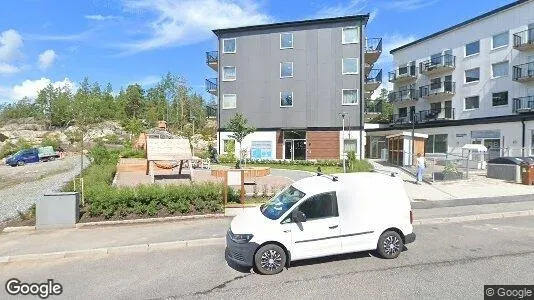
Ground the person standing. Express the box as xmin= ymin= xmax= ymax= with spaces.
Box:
xmin=415 ymin=153 xmax=425 ymax=185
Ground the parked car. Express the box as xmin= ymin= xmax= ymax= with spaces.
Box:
xmin=225 ymin=172 xmax=416 ymax=275
xmin=5 ymin=146 xmax=60 ymax=167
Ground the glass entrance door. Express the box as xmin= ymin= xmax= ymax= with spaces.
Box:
xmin=284 ymin=140 xmax=307 ymax=160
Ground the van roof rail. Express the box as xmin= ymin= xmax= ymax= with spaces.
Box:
xmin=316 ymin=172 xmax=338 ymax=182
xmin=372 ymin=169 xmax=398 ymax=177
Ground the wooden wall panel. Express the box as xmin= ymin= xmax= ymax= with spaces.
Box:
xmin=307 ymin=131 xmax=339 ymax=160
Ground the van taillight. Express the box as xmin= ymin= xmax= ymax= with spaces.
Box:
xmin=410 ymin=210 xmax=413 ymax=224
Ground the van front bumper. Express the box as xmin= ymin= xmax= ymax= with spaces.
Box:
xmin=405 ymin=232 xmax=416 ymax=244
xmin=225 ymin=233 xmax=259 ymax=267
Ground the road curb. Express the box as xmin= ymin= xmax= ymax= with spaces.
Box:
xmin=2 ymin=214 xmax=228 ymax=233
xmin=413 ymin=209 xmax=534 ymax=225
xmin=0 ymin=237 xmax=226 ymax=264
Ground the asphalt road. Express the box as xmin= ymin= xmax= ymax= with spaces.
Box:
xmin=1 ymin=216 xmax=533 ymax=300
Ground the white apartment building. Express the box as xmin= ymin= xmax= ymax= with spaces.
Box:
xmin=367 ymin=0 xmax=534 ymax=161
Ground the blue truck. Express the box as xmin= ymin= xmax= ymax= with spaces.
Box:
xmin=5 ymin=146 xmax=60 ymax=167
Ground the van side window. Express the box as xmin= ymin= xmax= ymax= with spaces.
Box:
xmin=299 ymin=192 xmax=338 ymax=220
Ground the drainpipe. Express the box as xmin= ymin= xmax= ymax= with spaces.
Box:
xmin=522 ymin=118 xmax=526 ymax=157
xmin=359 ymin=20 xmax=365 ymax=160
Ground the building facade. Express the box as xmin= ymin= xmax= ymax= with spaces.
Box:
xmin=368 ymin=0 xmax=534 ymax=161
xmin=206 ymin=15 xmax=382 ymax=160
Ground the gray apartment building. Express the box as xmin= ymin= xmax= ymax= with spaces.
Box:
xmin=205 ymin=14 xmax=382 ymax=160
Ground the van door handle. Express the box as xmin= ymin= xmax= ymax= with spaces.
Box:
xmin=329 ymin=225 xmax=338 ymax=229
xmin=283 ymin=229 xmax=291 ymax=233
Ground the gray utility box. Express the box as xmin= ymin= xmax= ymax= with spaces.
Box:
xmin=486 ymin=164 xmax=521 ymax=183
xmin=36 ymin=192 xmax=80 ymax=229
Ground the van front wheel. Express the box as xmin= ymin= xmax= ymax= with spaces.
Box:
xmin=254 ymin=244 xmax=286 ymax=275
xmin=377 ymin=231 xmax=403 ymax=259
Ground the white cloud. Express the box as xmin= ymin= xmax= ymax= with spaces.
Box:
xmin=136 ymin=75 xmax=160 ymax=87
xmin=0 ymin=63 xmax=20 ymax=75
xmin=25 ymin=30 xmax=93 ymax=42
xmin=0 ymin=29 xmax=23 ymax=62
xmin=85 ymin=15 xmax=120 ymax=21
xmin=385 ymin=0 xmax=439 ymax=11
xmin=376 ymin=33 xmax=417 ymax=65
xmin=0 ymin=78 xmax=75 ymax=101
xmin=314 ymin=0 xmax=367 ymax=18
xmin=38 ymin=50 xmax=58 ymax=70
xmin=118 ymin=0 xmax=272 ymax=54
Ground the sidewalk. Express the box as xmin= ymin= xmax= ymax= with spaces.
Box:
xmin=369 ymin=159 xmax=534 ymax=201
xmin=1 ymin=200 xmax=533 ymax=261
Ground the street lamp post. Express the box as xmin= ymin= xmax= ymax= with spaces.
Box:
xmin=340 ymin=112 xmax=347 ymax=173
xmin=411 ymin=112 xmax=415 ymax=166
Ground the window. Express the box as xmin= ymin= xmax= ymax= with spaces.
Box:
xmin=298 ymin=192 xmax=338 ymax=220
xmin=222 ymin=38 xmax=236 ymax=53
xmin=465 ymin=96 xmax=480 ymax=110
xmin=280 ymin=33 xmax=293 ymax=49
xmin=343 ymin=139 xmax=357 ymax=153
xmin=342 ymin=27 xmax=359 ymax=44
xmin=222 ymin=94 xmax=236 ymax=109
xmin=223 ymin=139 xmax=235 ymax=153
xmin=222 ymin=66 xmax=236 ymax=81
xmin=465 ymin=40 xmax=480 ymax=56
xmin=492 ymin=61 xmax=509 ymax=78
xmin=465 ymin=68 xmax=480 ymax=83
xmin=425 ymin=134 xmax=448 ymax=154
xmin=399 ymin=107 xmax=407 ymax=117
xmin=492 ymin=91 xmax=508 ymax=106
xmin=342 ymin=58 xmax=359 ymax=74
xmin=280 ymin=91 xmax=293 ymax=107
xmin=280 ymin=62 xmax=293 ymax=78
xmin=492 ymin=31 xmax=509 ymax=49
xmin=342 ymin=89 xmax=358 ymax=105
xmin=430 ymin=77 xmax=441 ymax=90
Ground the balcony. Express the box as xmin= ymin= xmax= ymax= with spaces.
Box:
xmin=365 ymin=69 xmax=382 ymax=93
xmin=206 ymin=104 xmax=217 ymax=119
xmin=365 ymin=38 xmax=382 ymax=65
xmin=365 ymin=99 xmax=383 ymax=115
xmin=388 ymin=89 xmax=418 ymax=103
xmin=392 ymin=114 xmax=413 ymax=125
xmin=419 ymin=54 xmax=455 ymax=76
xmin=206 ymin=51 xmax=218 ymax=71
xmin=513 ymin=28 xmax=534 ymax=51
xmin=513 ymin=96 xmax=534 ymax=114
xmin=418 ymin=108 xmax=455 ymax=122
xmin=419 ymin=81 xmax=455 ymax=101
xmin=512 ymin=62 xmax=534 ymax=83
xmin=205 ymin=78 xmax=217 ymax=96
xmin=388 ymin=65 xmax=417 ymax=83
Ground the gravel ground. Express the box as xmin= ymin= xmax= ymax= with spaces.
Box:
xmin=0 ymin=155 xmax=90 ymax=224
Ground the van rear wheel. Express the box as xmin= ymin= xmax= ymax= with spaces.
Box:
xmin=377 ymin=231 xmax=403 ymax=259
xmin=254 ymin=244 xmax=286 ymax=275
xmin=17 ymin=161 xmax=25 ymax=166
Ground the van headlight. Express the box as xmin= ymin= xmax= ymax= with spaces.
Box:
xmin=229 ymin=230 xmax=254 ymax=244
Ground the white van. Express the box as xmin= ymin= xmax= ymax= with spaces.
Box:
xmin=225 ymin=172 xmax=416 ymax=275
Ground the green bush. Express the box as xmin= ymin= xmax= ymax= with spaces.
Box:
xmin=120 ymin=147 xmax=145 ymax=159
xmin=243 ymin=159 xmax=343 ymax=167
xmin=87 ymin=143 xmax=120 ymax=165
xmin=40 ymin=134 xmax=61 ymax=150
xmin=0 ymin=138 xmax=34 ymax=159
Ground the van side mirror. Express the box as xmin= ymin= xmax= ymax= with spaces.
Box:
xmin=292 ymin=210 xmax=306 ymax=223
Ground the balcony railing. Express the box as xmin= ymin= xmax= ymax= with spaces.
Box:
xmin=418 ymin=108 xmax=455 ymax=121
xmin=206 ymin=51 xmax=218 ymax=65
xmin=513 ymin=28 xmax=534 ymax=50
xmin=420 ymin=54 xmax=456 ymax=74
xmin=512 ymin=62 xmax=534 ymax=82
xmin=205 ymin=78 xmax=217 ymax=94
xmin=388 ymin=89 xmax=418 ymax=102
xmin=513 ymin=96 xmax=534 ymax=113
xmin=365 ymin=38 xmax=382 ymax=53
xmin=392 ymin=113 xmax=414 ymax=125
xmin=388 ymin=65 xmax=417 ymax=82
xmin=366 ymin=69 xmax=383 ymax=84
xmin=419 ymin=81 xmax=456 ymax=98
xmin=365 ymin=100 xmax=383 ymax=114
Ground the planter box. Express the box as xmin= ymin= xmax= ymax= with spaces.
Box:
xmin=433 ymin=172 xmax=464 ymax=181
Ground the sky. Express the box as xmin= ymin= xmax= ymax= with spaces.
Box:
xmin=0 ymin=0 xmax=518 ymax=104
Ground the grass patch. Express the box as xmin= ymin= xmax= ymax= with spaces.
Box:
xmin=221 ymin=159 xmax=372 ymax=174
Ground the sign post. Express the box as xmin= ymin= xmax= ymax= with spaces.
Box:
xmin=226 ymin=169 xmax=245 ymax=207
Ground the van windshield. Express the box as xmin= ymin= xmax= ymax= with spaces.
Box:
xmin=261 ymin=185 xmax=306 ymax=220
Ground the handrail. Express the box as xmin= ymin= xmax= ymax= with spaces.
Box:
xmin=206 ymin=51 xmax=218 ymax=64
xmin=513 ymin=28 xmax=534 ymax=47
